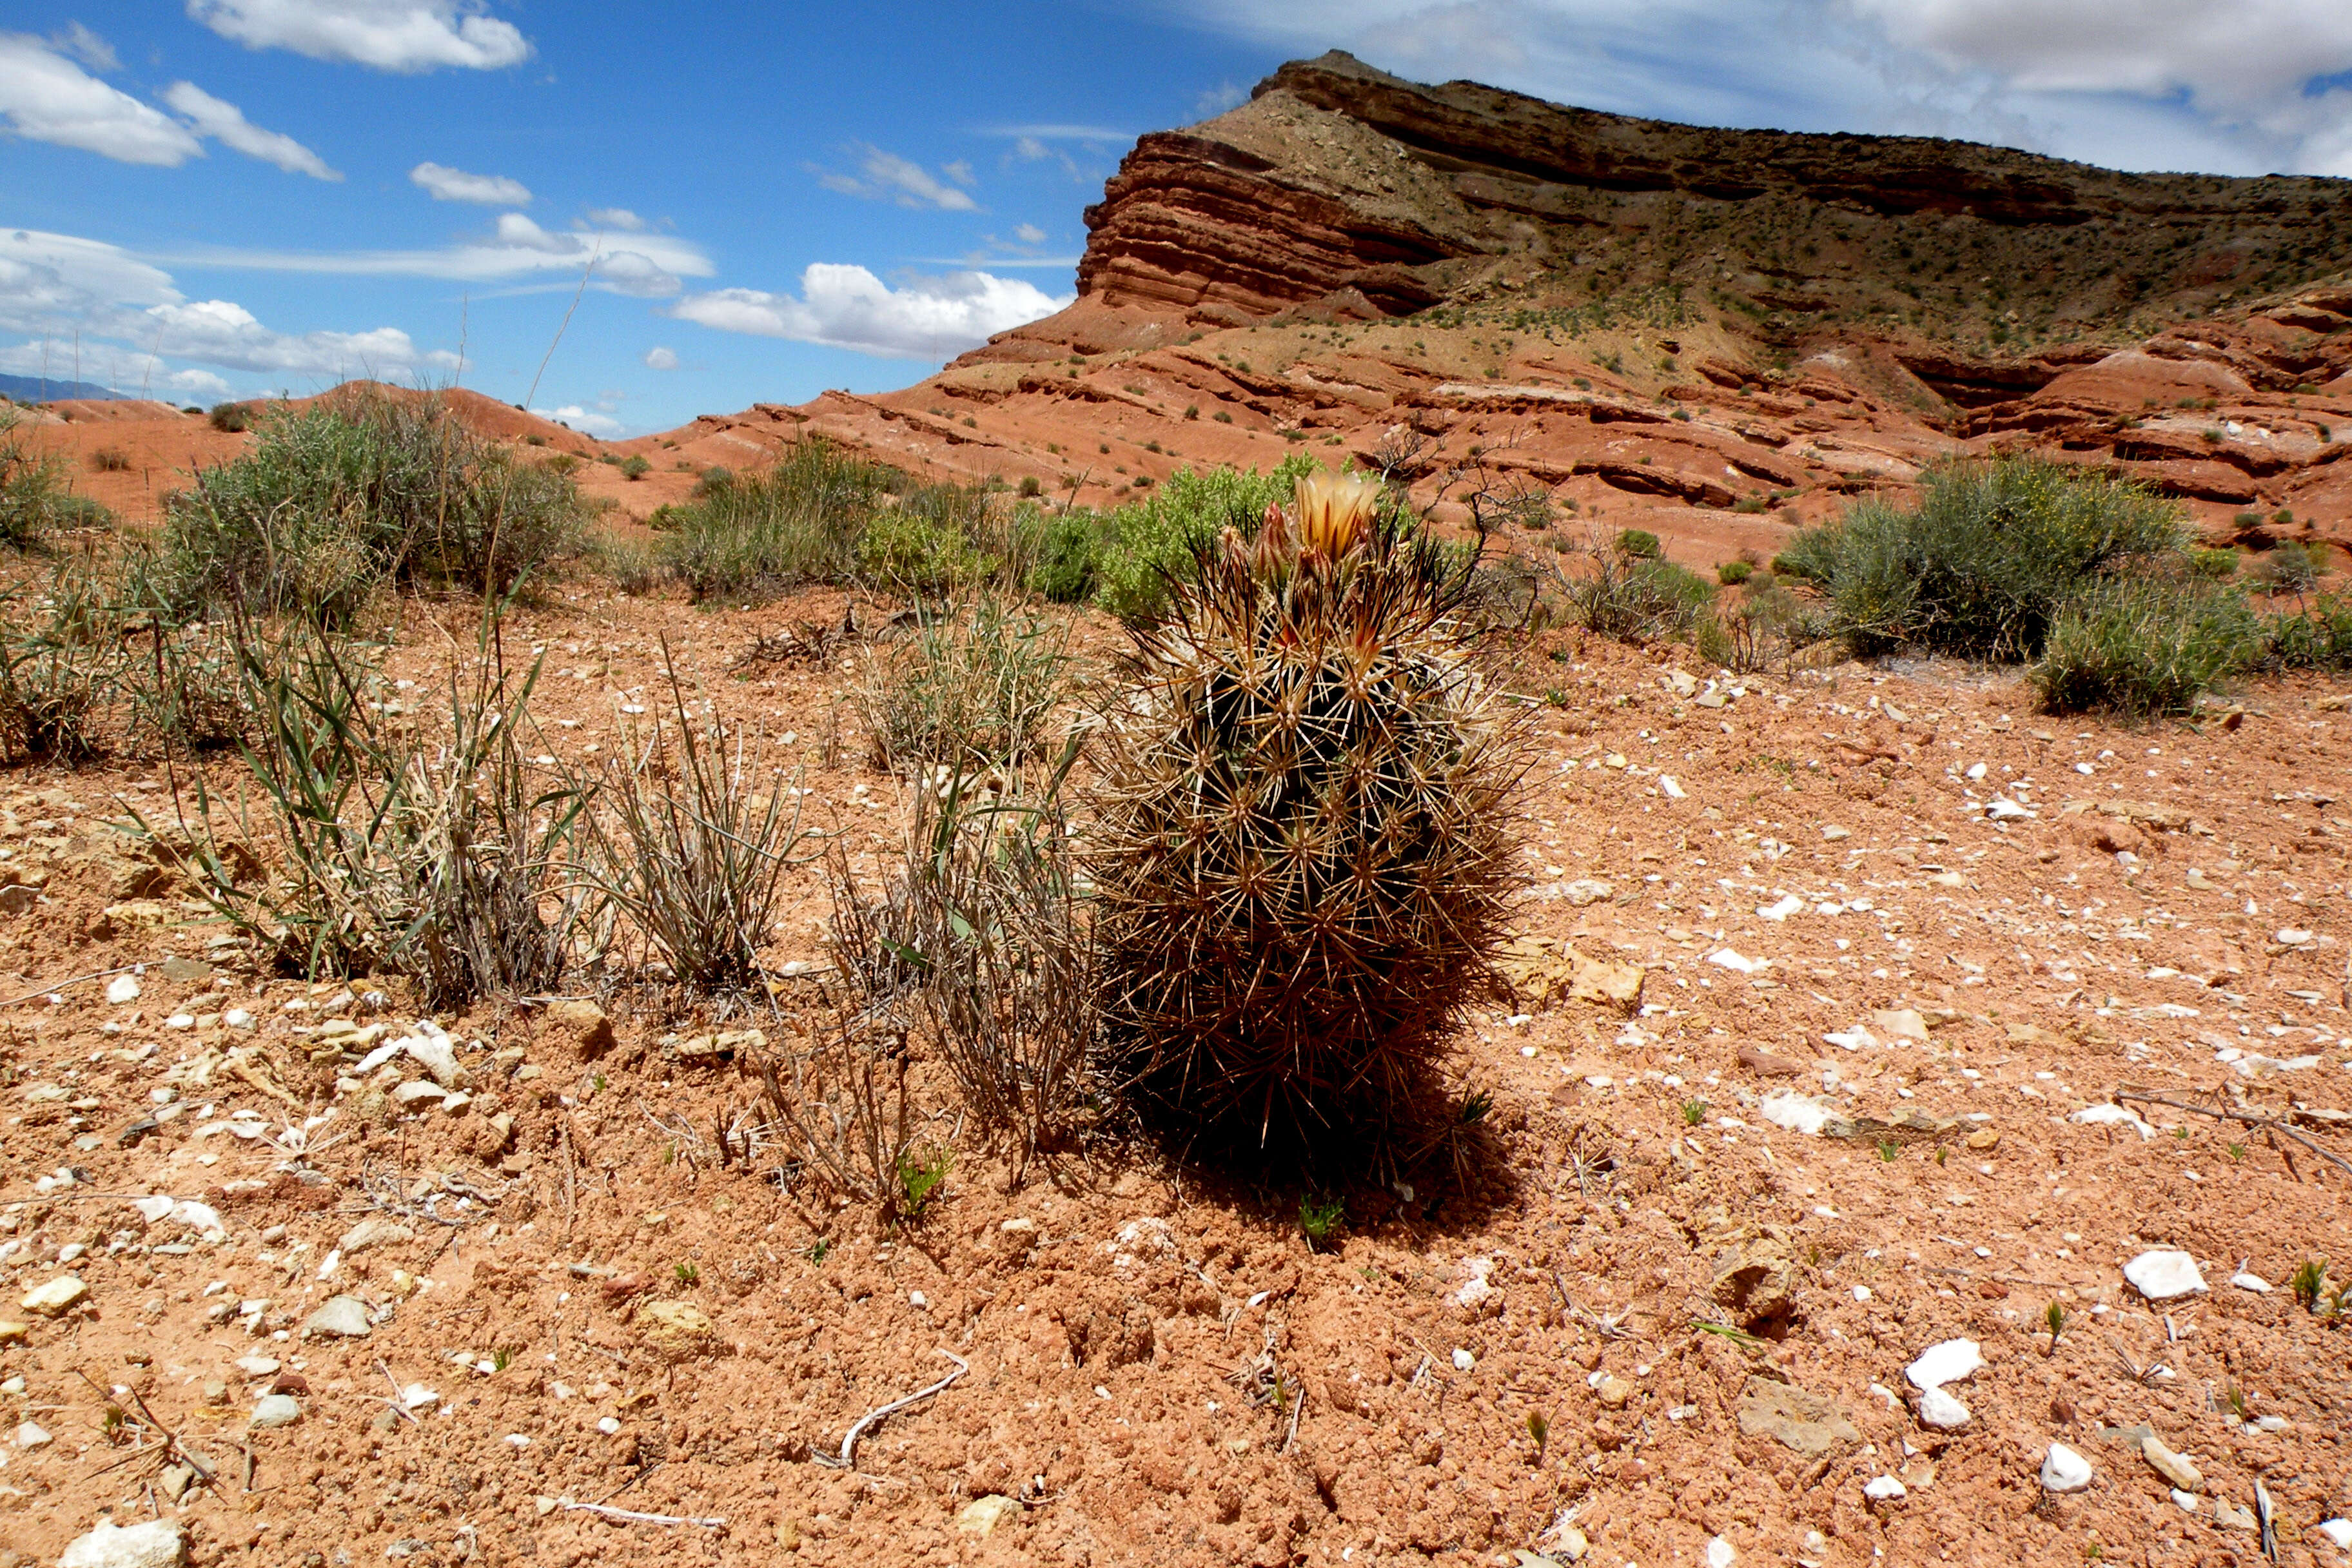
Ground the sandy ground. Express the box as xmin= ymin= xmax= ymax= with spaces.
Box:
xmin=0 ymin=567 xmax=2346 ymax=1568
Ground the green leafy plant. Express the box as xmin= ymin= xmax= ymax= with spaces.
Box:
xmin=1717 ymin=560 xmax=1755 ymax=585
xmin=2032 ymin=576 xmax=2263 ymax=718
xmin=672 ymin=1262 xmax=700 ymax=1286
xmin=617 ymin=455 xmax=651 ymax=480
xmin=1 ymin=406 xmax=112 ymax=549
xmin=2044 ymin=1300 xmax=2066 ymax=1354
xmin=893 ymin=1147 xmax=952 ymax=1222
xmin=1298 ymin=1193 xmax=1345 ymax=1252
xmin=1089 ymin=455 xmax=1320 ymax=622
xmin=2292 ymin=1257 xmax=2328 ymax=1312
xmin=804 ymin=1238 xmax=831 ymax=1264
xmin=1681 ymin=1099 xmax=1707 ymax=1126
xmin=1614 ymin=528 xmax=1662 ymax=560
xmin=208 ymin=401 xmax=254 ymax=433
xmin=660 ymin=438 xmax=895 ymax=602
xmin=1560 ymin=533 xmax=1716 ymax=643
xmin=1877 ymin=1141 xmax=1901 ymax=1162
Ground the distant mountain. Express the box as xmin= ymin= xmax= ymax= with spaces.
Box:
xmin=0 ymin=374 xmax=128 ymax=404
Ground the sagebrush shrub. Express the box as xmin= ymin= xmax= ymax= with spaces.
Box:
xmin=2033 ymin=577 xmax=2262 ymax=718
xmin=161 ymin=391 xmax=585 ymax=621
xmin=1788 ymin=458 xmax=2182 ymax=659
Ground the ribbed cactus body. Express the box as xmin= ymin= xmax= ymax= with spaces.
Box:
xmin=1088 ymin=513 xmax=1522 ymax=1153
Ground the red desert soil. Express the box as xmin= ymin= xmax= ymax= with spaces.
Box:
xmin=0 ymin=583 xmax=2347 ymax=1568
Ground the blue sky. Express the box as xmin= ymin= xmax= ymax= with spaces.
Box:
xmin=8 ymin=3 xmax=2352 ymax=436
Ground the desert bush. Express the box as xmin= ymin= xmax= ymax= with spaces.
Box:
xmin=589 ymin=531 xmax=669 ymax=595
xmin=1091 ymin=455 xmax=1318 ymax=622
xmin=582 ymin=646 xmax=810 ymax=988
xmin=1614 ymin=528 xmax=1662 ymax=559
xmin=661 ymin=438 xmax=894 ymax=602
xmin=1785 ymin=458 xmax=2182 ymax=659
xmin=2190 ymin=547 xmax=2239 ymax=578
xmin=858 ymin=596 xmax=1072 ymax=773
xmin=2254 ymin=541 xmax=2322 ymax=594
xmin=1717 ymin=559 xmax=1754 ymax=585
xmin=0 ymin=554 xmax=131 ymax=760
xmin=1086 ymin=471 xmax=1527 ymax=1164
xmin=154 ymin=612 xmax=592 ymax=1003
xmin=2032 ymin=576 xmax=2263 ymax=719
xmin=89 ymin=446 xmax=130 ymax=473
xmin=843 ymin=768 xmax=1093 ymax=1184
xmin=2265 ymin=596 xmax=2352 ymax=671
xmin=208 ymin=402 xmax=254 ymax=433
xmin=854 ymin=484 xmax=1005 ymax=594
xmin=617 ymin=455 xmax=651 ymax=480
xmin=161 ymin=391 xmax=587 ymax=622
xmin=0 ymin=407 xmax=113 ymax=548
xmin=1560 ymin=531 xmax=1716 ymax=643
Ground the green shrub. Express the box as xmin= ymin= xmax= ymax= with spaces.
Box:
xmin=1026 ymin=509 xmax=1104 ymax=603
xmin=2032 ymin=577 xmax=2262 ymax=718
xmin=854 ymin=484 xmax=1017 ymax=594
xmin=1093 ymin=456 xmax=1317 ymax=622
xmin=161 ymin=392 xmax=585 ymax=622
xmin=2266 ymin=596 xmax=2352 ymax=671
xmin=661 ymin=438 xmax=895 ymax=602
xmin=2189 ymin=547 xmax=2239 ymax=578
xmin=1717 ymin=560 xmax=1754 ymax=585
xmin=1614 ymin=528 xmax=1662 ymax=559
xmin=2256 ymin=541 xmax=2321 ymax=594
xmin=208 ymin=401 xmax=255 ymax=433
xmin=1786 ymin=458 xmax=2183 ymax=660
xmin=618 ymin=455 xmax=651 ymax=480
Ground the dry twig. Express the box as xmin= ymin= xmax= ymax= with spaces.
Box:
xmin=813 ymin=1351 xmax=969 ymax=1470
xmin=2116 ymin=1087 xmax=2352 ymax=1177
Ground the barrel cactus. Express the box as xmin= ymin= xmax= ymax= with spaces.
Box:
xmin=1086 ymin=470 xmax=1526 ymax=1159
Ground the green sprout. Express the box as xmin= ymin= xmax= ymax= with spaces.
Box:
xmin=1298 ymin=1193 xmax=1345 ymax=1253
xmin=2044 ymin=1300 xmax=2066 ymax=1354
xmin=2291 ymin=1257 xmax=2328 ymax=1313
xmin=1681 ymin=1099 xmax=1707 ymax=1127
xmin=673 ymin=1261 xmax=700 ymax=1286
xmin=894 ymin=1148 xmax=952 ymax=1224
xmin=1527 ymin=1411 xmax=1550 ymax=1461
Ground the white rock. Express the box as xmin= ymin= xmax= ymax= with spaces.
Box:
xmin=2317 ymin=1519 xmax=2352 ymax=1549
xmin=2277 ymin=928 xmax=2315 ymax=946
xmin=1986 ymin=798 xmax=2035 ymax=821
xmin=105 ymin=974 xmax=141 ymax=1004
xmin=1821 ymin=825 xmax=1850 ymax=841
xmin=222 ymin=1008 xmax=254 ymax=1031
xmin=2070 ymin=1104 xmax=2155 ymax=1139
xmin=2041 ymin=1443 xmax=2093 ymax=1493
xmin=1759 ymin=1091 xmax=1838 ymax=1136
xmin=1563 ymin=877 xmax=1614 ymax=906
xmin=21 ymin=1274 xmax=87 ymax=1317
xmin=300 ymin=1295 xmax=373 ymax=1338
xmin=597 ymin=1416 xmax=621 ymax=1435
xmin=397 ymin=1026 xmax=467 ymax=1089
xmin=1705 ymin=1536 xmax=1735 ymax=1568
xmin=1824 ymin=1026 xmax=1876 ymax=1051
xmin=249 ymin=1393 xmax=301 ymax=1429
xmin=1758 ymin=895 xmax=1804 ymax=921
xmin=59 ymin=1518 xmax=186 ymax=1568
xmin=1863 ymin=1476 xmax=1906 ymax=1502
xmin=1660 ymin=776 xmax=1687 ymax=799
xmin=15 ymin=1418 xmax=51 ymax=1447
xmin=233 ymin=1355 xmax=279 ymax=1377
xmin=2171 ymin=1489 xmax=2200 ymax=1513
xmin=2123 ymin=1250 xmax=2207 ymax=1302
xmin=2230 ymin=1271 xmax=2272 ymax=1293
xmin=1917 ymin=1387 xmax=1971 ymax=1430
xmin=1906 ymin=1338 xmax=1983 ymax=1392
xmin=1707 ymin=948 xmax=1763 ymax=975
xmin=1870 ymin=1008 xmax=1930 ymax=1042
xmin=402 ymin=1384 xmax=438 ymax=1411
xmin=1451 ymin=1348 xmax=1475 ymax=1371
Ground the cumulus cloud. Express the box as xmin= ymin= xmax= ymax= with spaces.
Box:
xmin=1013 ymin=222 xmax=1047 ymax=245
xmin=1164 ymin=0 xmax=2352 ymax=174
xmin=669 ymin=265 xmax=1072 ymax=360
xmin=162 ymin=81 xmax=340 ymax=179
xmin=643 ymin=345 xmax=678 ymax=370
xmin=813 ymin=144 xmax=980 ymax=210
xmin=0 ymin=226 xmax=455 ymax=387
xmin=0 ymin=32 xmax=202 ymax=165
xmin=587 ymin=208 xmax=645 ymax=231
xmin=410 ymin=160 xmax=529 ymax=204
xmin=188 ymin=0 xmax=532 ymax=73
xmin=156 ymin=214 xmax=713 ymax=298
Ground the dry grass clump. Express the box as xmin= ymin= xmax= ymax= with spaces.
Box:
xmin=856 ymin=596 xmax=1072 ymax=774
xmin=1085 ymin=470 xmax=1527 ymax=1166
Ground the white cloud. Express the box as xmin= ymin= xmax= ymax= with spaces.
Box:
xmin=1013 ymin=222 xmax=1047 ymax=245
xmin=669 ymin=264 xmax=1072 ymax=360
xmin=814 ymin=144 xmax=980 ymax=210
xmin=587 ymin=208 xmax=645 ymax=231
xmin=162 ymin=81 xmax=340 ymax=179
xmin=643 ymin=345 xmax=678 ymax=370
xmin=410 ymin=160 xmax=529 ymax=204
xmin=1194 ymin=80 xmax=1249 ymax=117
xmin=51 ymin=23 xmax=118 ymax=73
xmin=188 ymin=0 xmax=532 ymax=73
xmin=154 ymin=216 xmax=713 ymax=298
xmin=0 ymin=33 xmax=203 ymax=165
xmin=1163 ymin=0 xmax=2352 ymax=174
xmin=0 ymin=226 xmax=453 ymax=388
xmin=531 ymin=404 xmax=625 ymax=436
